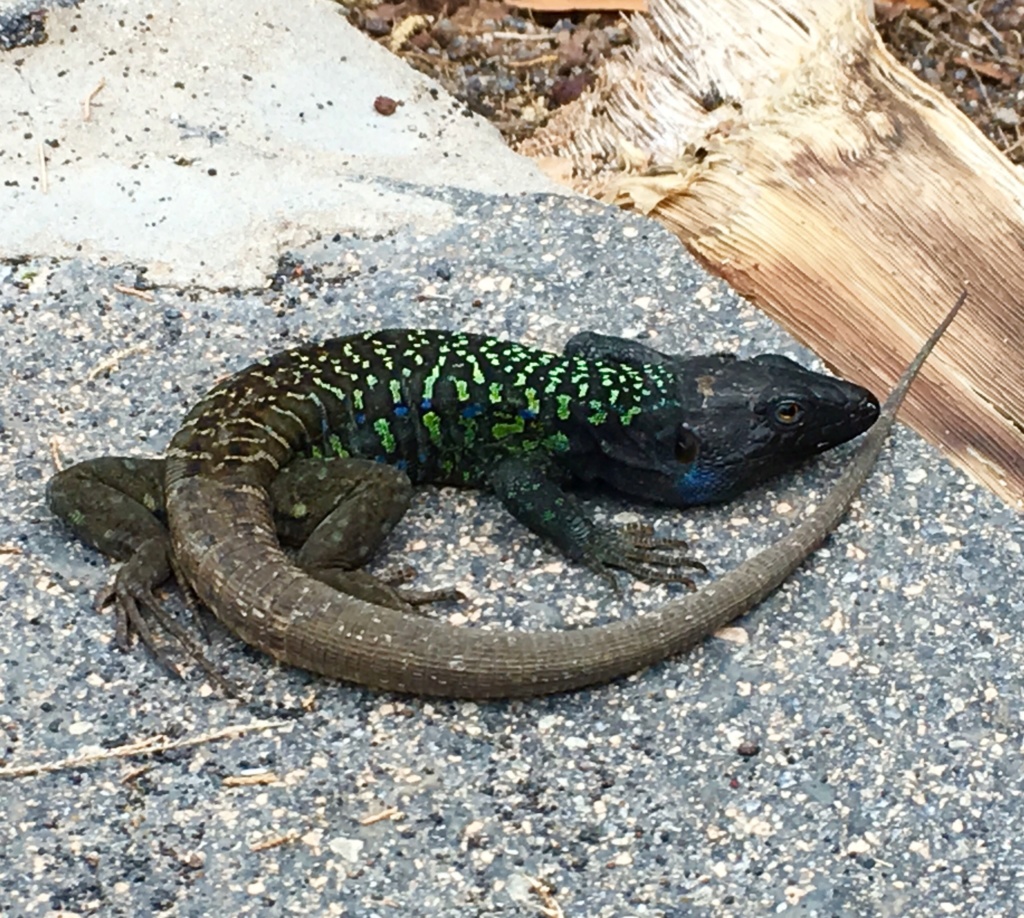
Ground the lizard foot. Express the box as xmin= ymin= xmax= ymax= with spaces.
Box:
xmin=590 ymin=522 xmax=707 ymax=590
xmin=303 ymin=565 xmax=463 ymax=614
xmin=94 ymin=539 xmax=243 ymax=698
xmin=375 ymin=563 xmax=465 ymax=605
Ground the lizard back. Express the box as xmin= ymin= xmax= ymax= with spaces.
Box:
xmin=166 ymin=328 xmax=679 ymax=491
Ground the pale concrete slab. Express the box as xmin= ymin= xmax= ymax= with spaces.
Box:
xmin=1 ymin=0 xmax=558 ymax=287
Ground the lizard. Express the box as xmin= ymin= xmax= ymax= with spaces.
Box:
xmin=46 ymin=303 xmax=958 ymax=699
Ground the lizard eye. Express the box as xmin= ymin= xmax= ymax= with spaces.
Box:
xmin=773 ymin=399 xmax=803 ymax=425
xmin=675 ymin=426 xmax=700 ymax=465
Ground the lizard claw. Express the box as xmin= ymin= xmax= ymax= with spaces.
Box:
xmin=95 ymin=569 xmax=186 ymax=679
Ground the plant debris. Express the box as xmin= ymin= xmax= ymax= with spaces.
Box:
xmin=342 ymin=0 xmax=632 ymax=142
xmin=345 ymin=0 xmax=1023 ymax=164
xmin=876 ymin=0 xmax=1023 ymax=164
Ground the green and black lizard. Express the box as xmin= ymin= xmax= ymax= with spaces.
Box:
xmin=48 ymin=309 xmax=957 ymax=698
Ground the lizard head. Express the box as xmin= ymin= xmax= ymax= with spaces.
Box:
xmin=660 ymin=353 xmax=879 ymax=505
xmin=569 ymin=348 xmax=879 ymax=507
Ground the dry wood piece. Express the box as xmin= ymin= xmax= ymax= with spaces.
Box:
xmin=521 ymin=0 xmax=1024 ymax=509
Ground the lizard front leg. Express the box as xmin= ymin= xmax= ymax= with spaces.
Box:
xmin=486 ymin=456 xmax=706 ymax=588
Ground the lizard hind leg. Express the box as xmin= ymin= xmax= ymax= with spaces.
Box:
xmin=47 ymin=457 xmax=175 ymax=648
xmin=269 ymin=457 xmax=458 ymax=613
xmin=47 ymin=457 xmax=239 ymax=693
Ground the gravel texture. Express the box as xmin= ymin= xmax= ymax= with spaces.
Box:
xmin=4 ymin=189 xmax=1024 ymax=916
xmin=0 ymin=0 xmax=75 ymax=49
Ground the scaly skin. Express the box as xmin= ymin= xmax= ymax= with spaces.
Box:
xmin=50 ymin=326 xmax=896 ymax=696
xmin=162 ymin=302 xmax=960 ymax=696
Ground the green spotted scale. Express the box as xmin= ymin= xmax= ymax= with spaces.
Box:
xmin=170 ymin=329 xmax=683 ymax=492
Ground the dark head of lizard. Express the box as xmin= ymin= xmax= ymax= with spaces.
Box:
xmin=563 ymin=332 xmax=880 ymax=506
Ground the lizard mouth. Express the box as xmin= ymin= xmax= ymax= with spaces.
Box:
xmin=814 ymin=390 xmax=880 ymax=450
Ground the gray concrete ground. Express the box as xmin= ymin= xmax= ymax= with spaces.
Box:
xmin=2 ymin=2 xmax=1023 ymax=916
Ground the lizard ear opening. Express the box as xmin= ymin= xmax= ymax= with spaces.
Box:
xmin=675 ymin=426 xmax=700 ymax=465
